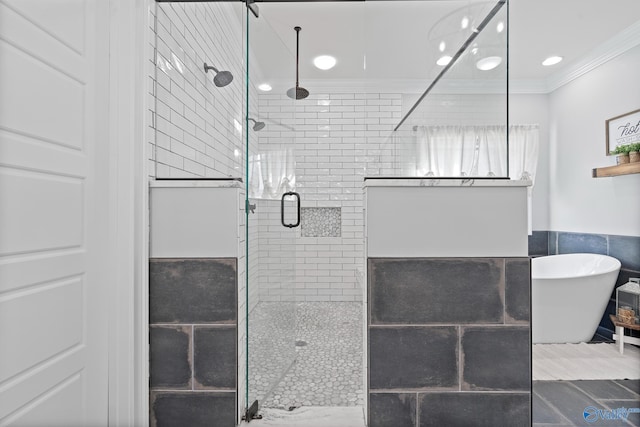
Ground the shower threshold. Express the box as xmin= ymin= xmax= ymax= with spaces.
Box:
xmin=239 ymin=406 xmax=366 ymax=427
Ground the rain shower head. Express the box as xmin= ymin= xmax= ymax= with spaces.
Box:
xmin=248 ymin=118 xmax=265 ymax=131
xmin=204 ymin=62 xmax=233 ymax=87
xmin=287 ymin=26 xmax=309 ymax=100
xmin=286 ymin=86 xmax=310 ymax=101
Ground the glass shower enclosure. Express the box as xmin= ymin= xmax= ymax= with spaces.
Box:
xmin=150 ymin=0 xmax=510 ymax=423
xmin=242 ymin=0 xmax=509 ymax=421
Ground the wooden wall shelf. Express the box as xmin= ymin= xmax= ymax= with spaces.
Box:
xmin=592 ymin=162 xmax=640 ymax=178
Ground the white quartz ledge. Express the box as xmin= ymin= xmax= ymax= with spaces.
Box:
xmin=149 ymin=178 xmax=243 ymax=188
xmin=363 ymin=178 xmax=532 ymax=187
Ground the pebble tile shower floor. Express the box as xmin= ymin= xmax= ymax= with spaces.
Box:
xmin=248 ymin=302 xmax=365 ymax=410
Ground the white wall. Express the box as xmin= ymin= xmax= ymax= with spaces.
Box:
xmin=548 ymin=45 xmax=640 ymax=236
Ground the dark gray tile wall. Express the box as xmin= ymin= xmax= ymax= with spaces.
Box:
xmin=548 ymin=231 xmax=558 ymax=255
xmin=194 ymin=326 xmax=237 ymax=389
xmin=557 ymin=232 xmax=608 ymax=255
xmin=150 ymin=392 xmax=236 ymax=427
xmin=369 ymin=327 xmax=458 ymax=390
xmin=528 ymin=231 xmax=549 ymax=257
xmin=461 ymin=327 xmax=530 ymax=391
xmin=419 ymin=393 xmax=530 ymax=427
xmin=149 ymin=258 xmax=237 ymax=427
xmin=149 ymin=258 xmax=236 ymax=324
xmin=530 ymin=231 xmax=640 ymax=341
xmin=506 ymin=259 xmax=532 ymax=323
xmin=609 ymin=235 xmax=640 ymax=272
xmin=369 ymin=259 xmax=503 ymax=324
xmin=150 ymin=326 xmax=191 ymax=389
xmin=369 ymin=393 xmax=417 ymax=427
xmin=368 ymin=257 xmax=531 ymax=427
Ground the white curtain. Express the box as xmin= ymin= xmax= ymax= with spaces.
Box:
xmin=414 ymin=124 xmax=539 ymax=184
xmin=507 ymin=125 xmax=540 ymax=183
xmin=248 ymin=148 xmax=296 ymax=199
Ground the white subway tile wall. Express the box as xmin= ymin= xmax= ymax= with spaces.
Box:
xmin=254 ymin=92 xmax=402 ymax=301
xmin=151 ymin=3 xmax=246 ymax=179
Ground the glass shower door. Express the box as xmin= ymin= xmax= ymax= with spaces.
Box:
xmin=244 ymin=5 xmax=300 ymax=416
xmin=243 ymin=2 xmax=369 ymax=419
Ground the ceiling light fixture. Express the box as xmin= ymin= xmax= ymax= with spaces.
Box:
xmin=542 ymin=56 xmax=563 ymax=66
xmin=436 ymin=55 xmax=453 ymax=67
xmin=476 ymin=56 xmax=502 ymax=71
xmin=313 ymin=55 xmax=337 ymax=71
xmin=436 ymin=55 xmax=452 ymax=66
xmin=439 ymin=41 xmax=446 ymax=52
xmin=461 ymin=16 xmax=469 ymax=29
xmin=258 ymin=83 xmax=272 ymax=92
xmin=496 ymin=21 xmax=505 ymax=33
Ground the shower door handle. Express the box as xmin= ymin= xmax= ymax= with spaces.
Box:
xmin=281 ymin=191 xmax=300 ymax=228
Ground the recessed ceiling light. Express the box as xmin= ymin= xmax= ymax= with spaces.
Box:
xmin=496 ymin=21 xmax=505 ymax=33
xmin=258 ymin=83 xmax=272 ymax=91
xmin=313 ymin=55 xmax=337 ymax=70
xmin=476 ymin=56 xmax=502 ymax=71
xmin=461 ymin=16 xmax=469 ymax=29
xmin=439 ymin=41 xmax=446 ymax=52
xmin=542 ymin=56 xmax=563 ymax=66
xmin=436 ymin=55 xmax=452 ymax=66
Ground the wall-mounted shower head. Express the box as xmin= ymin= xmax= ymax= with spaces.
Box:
xmin=204 ymin=62 xmax=233 ymax=87
xmin=248 ymin=118 xmax=266 ymax=131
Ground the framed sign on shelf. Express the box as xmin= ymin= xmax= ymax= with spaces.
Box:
xmin=606 ymin=108 xmax=640 ymax=155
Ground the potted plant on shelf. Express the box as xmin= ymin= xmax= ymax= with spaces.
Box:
xmin=628 ymin=143 xmax=640 ymax=163
xmin=613 ymin=144 xmax=631 ymax=164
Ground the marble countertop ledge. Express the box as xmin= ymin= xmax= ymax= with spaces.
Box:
xmin=150 ymin=178 xmax=243 ymax=188
xmin=363 ymin=178 xmax=532 ymax=187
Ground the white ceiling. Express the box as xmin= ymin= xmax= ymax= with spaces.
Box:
xmin=249 ymin=0 xmax=640 ymax=93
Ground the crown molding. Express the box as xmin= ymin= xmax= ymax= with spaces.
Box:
xmin=509 ymin=79 xmax=550 ymax=94
xmin=545 ymin=20 xmax=640 ymax=93
xmin=511 ymin=20 xmax=640 ymax=94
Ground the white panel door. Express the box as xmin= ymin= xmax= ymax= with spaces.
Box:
xmin=0 ymin=0 xmax=110 ymax=425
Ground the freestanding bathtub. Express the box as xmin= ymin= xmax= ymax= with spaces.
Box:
xmin=532 ymin=253 xmax=621 ymax=344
